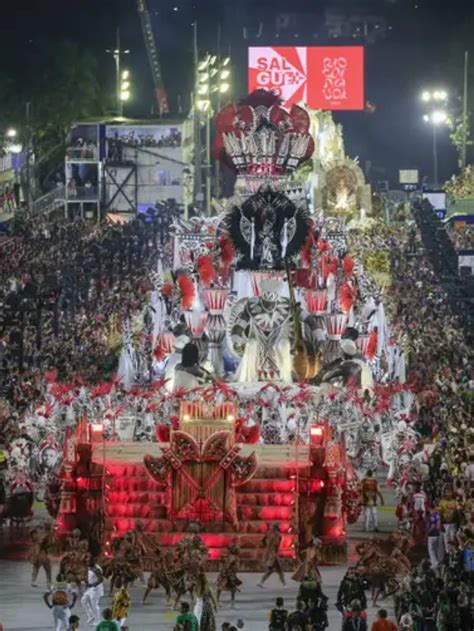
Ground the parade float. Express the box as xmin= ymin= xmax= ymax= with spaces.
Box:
xmin=3 ymin=91 xmax=413 ymax=568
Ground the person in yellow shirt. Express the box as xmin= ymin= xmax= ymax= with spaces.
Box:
xmin=111 ymin=578 xmax=131 ymax=629
xmin=438 ymin=487 xmax=459 ymax=548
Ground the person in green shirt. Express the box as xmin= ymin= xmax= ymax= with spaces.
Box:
xmin=175 ymin=601 xmax=199 ymax=631
xmin=96 ymin=608 xmax=119 ymax=631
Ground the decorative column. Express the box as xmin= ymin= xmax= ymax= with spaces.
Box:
xmin=305 ymin=289 xmax=328 ymax=315
xmin=355 ymin=334 xmax=370 ymax=359
xmin=204 ymin=288 xmax=229 ymax=375
xmin=324 ymin=312 xmax=347 ymax=359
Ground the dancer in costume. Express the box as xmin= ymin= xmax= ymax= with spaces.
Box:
xmin=30 ymin=522 xmax=54 ymax=587
xmin=172 ymin=535 xmax=209 ymax=608
xmin=216 ymin=544 xmax=242 ymax=608
xmin=104 ymin=531 xmax=144 ymax=594
xmin=292 ymin=537 xmax=322 ymax=583
xmin=118 ymin=530 xmax=145 ymax=582
xmin=142 ymin=550 xmax=172 ymax=604
xmin=257 ymin=523 xmax=286 ymax=587
xmin=135 ymin=520 xmax=162 ymax=572
xmin=60 ymin=535 xmax=89 ymax=592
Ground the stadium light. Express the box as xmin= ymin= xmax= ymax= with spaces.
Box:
xmin=420 ymin=89 xmax=449 ymax=188
xmin=120 ymin=70 xmax=131 ymax=102
xmin=421 ymin=89 xmax=448 ymax=103
xmin=431 ymin=110 xmax=448 ymax=125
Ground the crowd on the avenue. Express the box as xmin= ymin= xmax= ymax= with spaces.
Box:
xmin=0 ymin=199 xmax=473 ymax=631
xmin=0 ymin=209 xmax=176 ymax=402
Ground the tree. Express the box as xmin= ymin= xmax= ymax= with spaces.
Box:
xmin=27 ymin=40 xmax=107 ymax=157
xmin=444 ymin=165 xmax=474 ymax=201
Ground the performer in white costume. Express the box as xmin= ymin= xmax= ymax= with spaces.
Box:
xmin=81 ymin=556 xmax=104 ymax=626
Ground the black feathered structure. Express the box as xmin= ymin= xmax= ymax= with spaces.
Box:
xmin=224 ymin=188 xmax=311 ymax=271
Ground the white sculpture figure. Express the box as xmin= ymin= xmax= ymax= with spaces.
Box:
xmin=229 ymin=279 xmax=293 ymax=382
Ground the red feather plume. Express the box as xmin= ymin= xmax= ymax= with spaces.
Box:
xmin=339 ymin=282 xmax=356 ymax=314
xmin=176 ymin=274 xmax=195 ymax=310
xmin=197 ymin=254 xmax=216 ymax=286
xmin=218 ymin=235 xmax=235 ymax=269
xmin=367 ymin=329 xmax=377 ymax=360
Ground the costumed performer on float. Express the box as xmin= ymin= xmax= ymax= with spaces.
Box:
xmin=173 ymin=342 xmax=214 ymax=390
xmin=319 ymin=338 xmax=374 ymax=393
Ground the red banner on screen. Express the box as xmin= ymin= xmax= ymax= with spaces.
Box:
xmin=248 ymin=46 xmax=364 ymax=111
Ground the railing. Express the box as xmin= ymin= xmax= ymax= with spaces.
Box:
xmin=67 ymin=186 xmax=99 ymax=200
xmin=32 ymin=186 xmax=66 ymax=215
xmin=66 ymin=146 xmax=98 ymax=161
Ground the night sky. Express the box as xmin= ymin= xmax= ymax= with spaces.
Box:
xmin=1 ymin=0 xmax=473 ymax=186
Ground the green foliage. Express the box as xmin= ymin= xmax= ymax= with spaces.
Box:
xmin=444 ymin=165 xmax=474 ymax=201
xmin=448 ymin=114 xmax=471 ymax=155
xmin=28 ymin=41 xmax=106 ymax=156
xmin=0 ymin=40 xmax=106 ymax=160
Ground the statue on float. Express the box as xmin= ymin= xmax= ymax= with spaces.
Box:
xmin=228 ymin=279 xmax=292 ymax=382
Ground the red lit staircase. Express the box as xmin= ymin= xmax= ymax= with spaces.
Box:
xmin=101 ymin=444 xmax=306 ymax=571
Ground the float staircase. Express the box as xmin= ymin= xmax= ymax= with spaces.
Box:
xmin=101 ymin=443 xmax=306 ymax=571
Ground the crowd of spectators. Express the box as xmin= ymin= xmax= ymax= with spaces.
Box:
xmin=349 ymin=210 xmax=473 ymax=630
xmin=107 ymin=129 xmax=182 ymax=150
xmin=0 ymin=210 xmax=170 ymax=414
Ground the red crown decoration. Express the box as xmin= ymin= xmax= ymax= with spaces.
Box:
xmin=204 ymin=289 xmax=229 ymax=314
xmin=325 ymin=313 xmax=348 ymax=340
xmin=214 ymin=90 xmax=315 ymax=177
xmin=305 ymin=289 xmax=328 ymax=315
